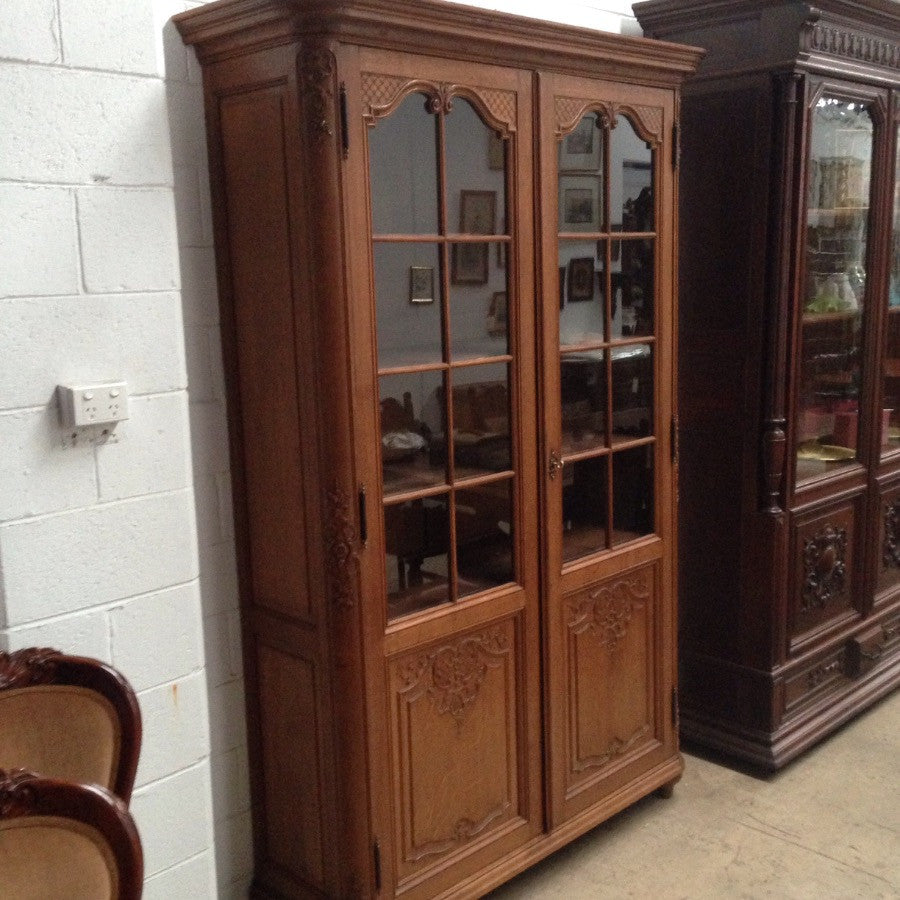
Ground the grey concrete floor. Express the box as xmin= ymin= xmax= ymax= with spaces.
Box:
xmin=489 ymin=690 xmax=900 ymax=899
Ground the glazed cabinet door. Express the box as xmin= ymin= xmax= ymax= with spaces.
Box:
xmin=342 ymin=48 xmax=542 ymax=897
xmin=538 ymin=73 xmax=679 ymax=826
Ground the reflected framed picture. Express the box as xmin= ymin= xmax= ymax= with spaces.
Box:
xmin=487 ymin=291 xmax=507 ymax=335
xmin=409 ymin=266 xmax=435 ymax=304
xmin=567 ymin=257 xmax=595 ymax=302
xmin=559 ymin=175 xmax=601 ymax=232
xmin=564 ymin=189 xmax=594 ymax=225
xmin=559 ymin=116 xmax=603 ymax=171
xmin=452 ymin=190 xmax=495 ymax=284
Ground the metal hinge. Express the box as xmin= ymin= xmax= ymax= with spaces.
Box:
xmin=340 ymin=83 xmax=349 ymax=158
xmin=358 ymin=485 xmax=368 ymax=546
xmin=670 ymin=416 xmax=679 ymax=465
xmin=672 ymin=122 xmax=680 ymax=169
xmin=373 ymin=839 xmax=382 ymax=892
xmin=671 ymin=686 xmax=679 ymax=728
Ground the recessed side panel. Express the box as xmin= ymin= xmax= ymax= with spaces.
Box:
xmin=256 ymin=643 xmax=325 ymax=888
xmin=388 ymin=618 xmax=523 ymax=890
xmin=876 ymin=479 xmax=900 ymax=604
xmin=564 ymin=562 xmax=658 ymax=799
xmin=219 ymin=86 xmax=313 ymax=622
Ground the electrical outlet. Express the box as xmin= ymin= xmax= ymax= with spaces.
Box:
xmin=58 ymin=382 xmax=129 ymax=428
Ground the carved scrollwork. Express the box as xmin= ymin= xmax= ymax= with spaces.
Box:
xmin=361 ymin=72 xmax=516 ymax=134
xmin=555 ymin=97 xmax=663 ymax=145
xmin=324 ymin=483 xmax=357 ymax=610
xmin=298 ymin=45 xmax=336 ymax=139
xmin=568 ymin=573 xmax=651 ymax=649
xmin=805 ymin=22 xmax=900 ymax=70
xmin=573 ymin=723 xmax=651 ymax=773
xmin=0 ymin=648 xmax=62 ymax=690
xmin=398 ymin=628 xmax=510 ymax=725
xmin=406 ymin=803 xmax=510 ymax=862
xmin=883 ymin=500 xmax=900 ymax=570
xmin=805 ymin=658 xmax=844 ymax=691
xmin=0 ymin=769 xmax=38 ymax=817
xmin=801 ymin=525 xmax=848 ymax=612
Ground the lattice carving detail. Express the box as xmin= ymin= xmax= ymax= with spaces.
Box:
xmin=807 ymin=23 xmax=900 ymax=69
xmin=568 ymin=572 xmax=651 ymax=649
xmin=801 ymin=525 xmax=848 ymax=612
xmin=398 ymin=628 xmax=510 ymax=726
xmin=361 ymin=72 xmax=409 ymax=112
xmin=0 ymin=648 xmax=62 ymax=690
xmin=324 ymin=483 xmax=357 ymax=609
xmin=476 ymin=88 xmax=516 ymax=130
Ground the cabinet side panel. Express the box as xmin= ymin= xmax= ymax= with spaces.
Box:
xmin=678 ymin=85 xmax=764 ymax=662
xmin=219 ymin=87 xmax=312 ymax=622
xmin=256 ymin=643 xmax=325 ymax=885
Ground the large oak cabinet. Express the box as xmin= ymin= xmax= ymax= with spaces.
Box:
xmin=635 ymin=0 xmax=900 ymax=769
xmin=176 ymin=2 xmax=700 ymax=895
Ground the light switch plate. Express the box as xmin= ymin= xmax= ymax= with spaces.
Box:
xmin=58 ymin=382 xmax=129 ymax=428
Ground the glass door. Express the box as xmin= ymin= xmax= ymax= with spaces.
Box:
xmin=540 ymin=74 xmax=678 ymax=827
xmin=349 ymin=51 xmax=541 ymax=896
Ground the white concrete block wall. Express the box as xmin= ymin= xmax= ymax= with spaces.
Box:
xmin=3 ymin=0 xmax=636 ymax=897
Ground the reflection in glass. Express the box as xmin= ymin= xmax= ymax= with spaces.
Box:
xmin=562 ymin=455 xmax=609 ymax=563
xmin=612 ymin=240 xmax=654 ymax=339
xmin=380 ymin=371 xmax=446 ymax=495
xmin=797 ymin=97 xmax=872 ymax=483
xmin=882 ymin=127 xmax=900 ymax=454
xmin=375 ymin=243 xmax=443 ymax=368
xmin=611 ymin=344 xmax=653 ymax=443
xmin=561 ymin=352 xmax=606 ymax=455
xmin=368 ymin=93 xmax=439 ymax=235
xmin=449 ymin=242 xmax=508 ymax=358
xmin=611 ymin=116 xmax=654 ymax=231
xmin=558 ymin=114 xmax=604 ymax=232
xmin=560 ymin=241 xmax=605 ymax=345
xmin=456 ymin=481 xmax=514 ymax=597
xmin=451 ymin=363 xmax=511 ymax=477
xmin=446 ymin=98 xmax=506 ymax=236
xmin=612 ymin=446 xmax=654 ymax=545
xmin=385 ymin=495 xmax=451 ymax=619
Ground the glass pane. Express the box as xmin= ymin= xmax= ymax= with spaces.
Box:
xmin=883 ymin=129 xmax=900 ymax=454
xmin=385 ymin=495 xmax=450 ymax=619
xmin=612 ymin=446 xmax=654 ymax=546
xmin=558 ymin=114 xmax=604 ymax=233
xmin=446 ymin=98 xmax=506 ymax=236
xmin=612 ymin=344 xmax=653 ymax=443
xmin=368 ymin=93 xmax=439 ymax=235
xmin=451 ymin=363 xmax=511 ymax=478
xmin=560 ymin=241 xmax=605 ymax=345
xmin=612 ymin=239 xmax=655 ymax=339
xmin=611 ymin=116 xmax=654 ymax=232
xmin=456 ymin=481 xmax=514 ymax=597
xmin=375 ymin=243 xmax=443 ymax=369
xmin=450 ymin=242 xmax=509 ymax=359
xmin=380 ymin=371 xmax=446 ymax=496
xmin=561 ymin=352 xmax=606 ymax=456
xmin=797 ymin=98 xmax=872 ymax=483
xmin=562 ymin=455 xmax=609 ymax=563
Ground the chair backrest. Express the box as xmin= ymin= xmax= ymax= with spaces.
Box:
xmin=0 ymin=649 xmax=142 ymax=803
xmin=0 ymin=768 xmax=143 ymax=900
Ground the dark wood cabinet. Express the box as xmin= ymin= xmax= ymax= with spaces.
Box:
xmin=635 ymin=0 xmax=900 ymax=769
xmin=176 ymin=1 xmax=699 ymax=895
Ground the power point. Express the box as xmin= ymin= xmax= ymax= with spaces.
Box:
xmin=58 ymin=382 xmax=129 ymax=428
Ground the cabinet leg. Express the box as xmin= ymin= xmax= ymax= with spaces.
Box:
xmin=655 ymin=778 xmax=678 ymax=799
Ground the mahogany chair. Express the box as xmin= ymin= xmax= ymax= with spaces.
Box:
xmin=0 ymin=648 xmax=142 ymax=804
xmin=0 ymin=768 xmax=143 ymax=900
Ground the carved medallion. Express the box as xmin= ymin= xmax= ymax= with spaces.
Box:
xmin=324 ymin=484 xmax=356 ymax=609
xmin=801 ymin=524 xmax=847 ymax=612
xmin=555 ymin=97 xmax=663 ymax=145
xmin=883 ymin=500 xmax=900 ymax=570
xmin=0 ymin=648 xmax=62 ymax=690
xmin=298 ymin=45 xmax=336 ymax=139
xmin=398 ymin=628 xmax=510 ymax=726
xmin=568 ymin=573 xmax=651 ymax=650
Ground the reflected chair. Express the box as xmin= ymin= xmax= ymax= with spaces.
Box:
xmin=0 ymin=768 xmax=143 ymax=900
xmin=0 ymin=648 xmax=142 ymax=804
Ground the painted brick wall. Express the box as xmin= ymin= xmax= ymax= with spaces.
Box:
xmin=2 ymin=0 xmax=635 ymax=897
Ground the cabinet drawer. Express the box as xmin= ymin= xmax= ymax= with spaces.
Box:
xmin=789 ymin=500 xmax=861 ymax=650
xmin=783 ymin=647 xmax=850 ymax=717
xmin=848 ymin=611 xmax=900 ymax=677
